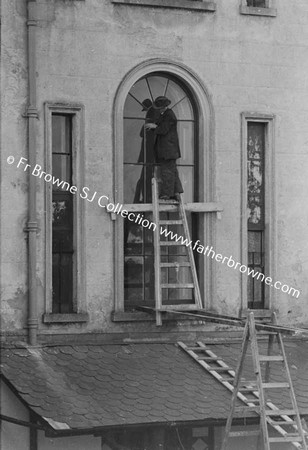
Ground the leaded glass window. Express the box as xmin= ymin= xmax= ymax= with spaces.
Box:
xmin=247 ymin=122 xmax=265 ymax=309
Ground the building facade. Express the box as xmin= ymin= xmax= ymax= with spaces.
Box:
xmin=1 ymin=0 xmax=308 ymax=449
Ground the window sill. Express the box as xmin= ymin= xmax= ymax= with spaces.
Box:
xmin=111 ymin=0 xmax=216 ymax=12
xmin=112 ymin=310 xmax=201 ymax=322
xmin=240 ymin=6 xmax=277 ymax=17
xmin=43 ymin=313 xmax=89 ymax=324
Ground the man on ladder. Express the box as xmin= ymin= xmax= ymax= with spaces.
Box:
xmin=145 ymin=95 xmax=183 ymax=201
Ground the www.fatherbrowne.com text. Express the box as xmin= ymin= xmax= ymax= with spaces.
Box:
xmin=9 ymin=155 xmax=300 ymax=299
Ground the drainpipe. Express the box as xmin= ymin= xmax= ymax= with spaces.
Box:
xmin=25 ymin=0 xmax=39 ymax=345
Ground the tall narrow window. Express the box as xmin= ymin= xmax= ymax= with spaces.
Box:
xmin=44 ymin=103 xmax=86 ymax=323
xmin=52 ymin=115 xmax=74 ymax=313
xmin=247 ymin=122 xmax=265 ymax=309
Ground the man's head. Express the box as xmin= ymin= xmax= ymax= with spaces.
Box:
xmin=153 ymin=96 xmax=171 ymax=110
xmin=141 ymin=98 xmax=152 ymax=111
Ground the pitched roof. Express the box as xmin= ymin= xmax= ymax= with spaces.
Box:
xmin=1 ymin=340 xmax=308 ymax=432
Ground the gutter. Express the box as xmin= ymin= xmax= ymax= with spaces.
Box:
xmin=25 ymin=0 xmax=39 ymax=345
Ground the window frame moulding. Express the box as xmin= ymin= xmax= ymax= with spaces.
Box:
xmin=240 ymin=112 xmax=276 ymax=316
xmin=44 ymin=102 xmax=87 ymax=320
xmin=111 ymin=0 xmax=216 ymax=13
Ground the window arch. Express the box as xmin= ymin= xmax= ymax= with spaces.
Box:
xmin=113 ymin=59 xmax=215 ymax=317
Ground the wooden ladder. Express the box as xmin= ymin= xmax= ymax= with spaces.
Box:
xmin=152 ymin=176 xmax=203 ymax=326
xmin=179 ymin=313 xmax=307 ymax=450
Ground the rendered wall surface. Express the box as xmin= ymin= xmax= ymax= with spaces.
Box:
xmin=1 ymin=0 xmax=308 ymax=336
xmin=1 ymin=381 xmax=30 ymax=450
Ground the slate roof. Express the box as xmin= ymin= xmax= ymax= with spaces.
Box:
xmin=1 ymin=341 xmax=308 ymax=432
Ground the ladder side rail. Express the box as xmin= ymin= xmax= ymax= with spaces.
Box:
xmin=272 ymin=312 xmax=307 ymax=447
xmin=276 ymin=332 xmax=307 ymax=449
xmin=179 ymin=341 xmax=303 ymax=449
xmin=200 ymin=343 xmax=304 ymax=449
xmin=221 ymin=321 xmax=252 ymax=450
xmin=152 ymin=176 xmax=162 ymax=326
xmin=249 ymin=313 xmax=271 ymax=450
xmin=178 ymin=195 xmax=203 ymax=309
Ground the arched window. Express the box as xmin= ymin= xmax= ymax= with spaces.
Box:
xmin=113 ymin=60 xmax=217 ymax=318
xmin=123 ymin=73 xmax=198 ymax=311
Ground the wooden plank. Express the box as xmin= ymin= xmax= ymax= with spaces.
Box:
xmin=160 ymin=241 xmax=186 ymax=246
xmin=160 ymin=262 xmax=191 ymax=267
xmin=265 ymin=410 xmax=296 ymax=416
xmin=122 ymin=202 xmax=223 ymax=213
xmin=259 ymin=355 xmax=283 ymax=362
xmin=161 ymin=283 xmax=194 ymax=288
xmin=159 ymin=304 xmax=198 ymax=311
xmin=268 ymin=436 xmax=303 ymax=443
xmin=178 ymin=195 xmax=203 ymax=309
xmin=152 ymin=177 xmax=162 ymax=326
xmin=159 ymin=220 xmax=183 ymax=225
xmin=248 ymin=313 xmax=271 ymax=449
xmin=262 ymin=382 xmax=290 ymax=389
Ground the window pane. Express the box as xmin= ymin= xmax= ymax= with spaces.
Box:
xmin=52 ymin=115 xmax=71 ymax=154
xmin=172 ymin=96 xmax=194 ymax=120
xmin=178 ymin=166 xmax=194 ymax=202
xmin=128 ymin=78 xmax=151 ymax=109
xmin=124 ymin=94 xmax=145 ymax=118
xmin=247 ymin=122 xmax=265 ymax=228
xmin=247 ymin=0 xmax=266 ymax=6
xmin=177 ymin=121 xmax=194 ymax=165
xmin=124 ymin=164 xmax=152 ymax=204
xmin=52 ymin=154 xmax=71 ymax=186
xmin=147 ymin=76 xmax=168 ymax=102
xmin=52 ymin=114 xmax=74 ymax=313
xmin=124 ymin=118 xmax=146 ymax=164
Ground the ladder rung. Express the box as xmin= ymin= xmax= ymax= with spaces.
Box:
xmin=267 ymin=418 xmax=297 ymax=426
xmin=262 ymin=382 xmax=290 ymax=389
xmin=161 ymin=283 xmax=194 ymax=289
xmin=197 ymin=356 xmax=220 ymax=361
xmin=160 ymin=241 xmax=187 ymax=246
xmin=239 ymin=387 xmax=258 ymax=393
xmin=229 ymin=430 xmax=260 ymax=438
xmin=158 ymin=199 xmax=179 ymax=204
xmin=268 ymin=436 xmax=303 ymax=443
xmin=235 ymin=406 xmax=260 ymax=413
xmin=209 ymin=367 xmax=231 ymax=372
xmin=159 ymin=220 xmax=183 ymax=225
xmin=160 ymin=262 xmax=191 ymax=267
xmin=258 ymin=355 xmax=284 ymax=361
xmin=265 ymin=409 xmax=296 ymax=416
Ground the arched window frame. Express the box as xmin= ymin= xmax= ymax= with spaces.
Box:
xmin=112 ymin=59 xmax=220 ymax=320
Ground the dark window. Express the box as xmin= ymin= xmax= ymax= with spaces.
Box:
xmin=247 ymin=0 xmax=266 ymax=7
xmin=247 ymin=122 xmax=265 ymax=309
xmin=52 ymin=114 xmax=74 ymax=313
xmin=123 ymin=74 xmax=198 ymax=311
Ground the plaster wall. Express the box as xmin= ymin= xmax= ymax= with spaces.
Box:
xmin=0 ymin=381 xmax=30 ymax=450
xmin=1 ymin=0 xmax=308 ymax=335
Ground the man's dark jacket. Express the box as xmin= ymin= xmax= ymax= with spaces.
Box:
xmin=154 ymin=109 xmax=181 ymax=160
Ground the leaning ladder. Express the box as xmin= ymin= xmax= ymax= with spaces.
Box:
xmin=179 ymin=312 xmax=307 ymax=450
xmin=152 ymin=176 xmax=203 ymax=326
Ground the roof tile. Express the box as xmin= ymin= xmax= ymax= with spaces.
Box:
xmin=2 ymin=340 xmax=308 ymax=431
